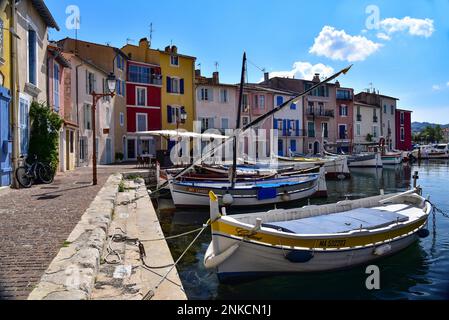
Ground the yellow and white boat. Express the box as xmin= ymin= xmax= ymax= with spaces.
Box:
xmin=204 ymin=188 xmax=431 ymax=282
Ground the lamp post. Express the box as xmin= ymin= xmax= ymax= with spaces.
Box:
xmin=91 ymin=72 xmax=116 ymax=185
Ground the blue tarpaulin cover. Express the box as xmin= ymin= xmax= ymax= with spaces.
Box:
xmin=257 ymin=187 xmax=277 ymax=200
xmin=263 ymin=207 xmax=409 ymax=234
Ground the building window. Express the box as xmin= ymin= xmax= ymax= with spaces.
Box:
xmin=115 ymin=79 xmax=125 ymax=96
xmin=373 ymin=126 xmax=378 ymax=138
xmin=116 ymin=55 xmax=124 ymax=70
xmin=308 ymin=122 xmax=315 ymax=137
xmin=290 ymin=103 xmax=296 ymax=110
xmin=167 ymin=77 xmax=183 ymax=94
xmin=128 ymin=65 xmax=151 ymax=84
xmin=136 ymin=87 xmax=147 ymax=106
xmin=242 ymin=116 xmax=249 ymax=127
xmin=276 ymin=96 xmax=284 ymax=106
xmin=221 ymin=118 xmax=229 ymax=129
xmin=339 ymin=105 xmax=348 ymax=116
xmin=242 ymin=94 xmax=249 ymax=111
xmin=400 ymin=127 xmax=405 ymax=141
xmin=220 ymin=89 xmax=228 ymax=103
xmin=69 ymin=131 xmax=74 ymax=153
xmin=200 ymin=88 xmax=213 ymax=101
xmin=338 ymin=124 xmax=347 ymax=139
xmin=259 ymin=95 xmax=265 ymax=110
xmin=253 ymin=95 xmax=258 ymax=108
xmin=28 ymin=29 xmax=37 ymax=85
xmin=79 ymin=137 xmax=88 ymax=160
xmin=19 ymin=97 xmax=30 ymax=156
xmin=400 ymin=112 xmax=405 ymax=125
xmin=84 ymin=104 xmax=92 ymax=130
xmin=391 ymin=105 xmax=394 ymax=115
xmin=307 ymin=101 xmax=314 ymax=114
xmin=200 ymin=117 xmax=214 ymax=131
xmin=53 ymin=64 xmax=60 ymax=113
xmin=356 ymin=123 xmax=361 ymax=136
xmin=167 ymin=105 xmax=185 ymax=124
xmin=321 ymin=122 xmax=329 ymax=138
xmin=170 ymin=55 xmax=179 ymax=66
xmin=136 ymin=113 xmax=148 ymax=132
xmin=86 ymin=71 xmax=96 ymax=94
xmin=384 ymin=105 xmax=387 ymax=114
xmin=120 ymin=112 xmax=124 ymax=127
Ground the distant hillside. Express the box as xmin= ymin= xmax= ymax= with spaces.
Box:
xmin=412 ymin=122 xmax=449 ymax=133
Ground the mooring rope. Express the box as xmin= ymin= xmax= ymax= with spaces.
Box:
xmin=426 ymin=200 xmax=449 ymax=219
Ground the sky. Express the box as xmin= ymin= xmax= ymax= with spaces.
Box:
xmin=46 ymin=0 xmax=449 ymax=123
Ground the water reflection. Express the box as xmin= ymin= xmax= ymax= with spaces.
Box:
xmin=156 ymin=162 xmax=449 ymax=300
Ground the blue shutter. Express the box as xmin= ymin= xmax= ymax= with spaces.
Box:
xmin=288 ymin=120 xmax=292 ymax=136
xmin=276 ymin=96 xmax=283 ymax=106
xmin=167 ymin=77 xmax=171 ymax=93
xmin=282 ymin=119 xmax=287 ymax=136
xmin=290 ymin=140 xmax=297 ymax=152
xmin=180 ymin=79 xmax=185 ymax=94
xmin=167 ymin=106 xmax=172 ymax=123
xmin=295 ymin=120 xmax=300 ymax=136
xmin=290 ymin=103 xmax=296 ymax=110
xmin=273 ymin=118 xmax=278 ymax=129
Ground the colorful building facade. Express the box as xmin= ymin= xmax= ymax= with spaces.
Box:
xmin=122 ymin=38 xmax=196 ymax=152
xmin=0 ymin=0 xmax=12 ymax=187
xmin=335 ymin=84 xmax=354 ymax=153
xmin=395 ymin=109 xmax=412 ymax=151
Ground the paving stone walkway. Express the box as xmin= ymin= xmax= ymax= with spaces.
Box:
xmin=0 ymin=164 xmax=140 ymax=300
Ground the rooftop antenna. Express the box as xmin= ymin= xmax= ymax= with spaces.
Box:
xmin=369 ymin=82 xmax=374 ymax=93
xmin=149 ymin=23 xmax=155 ymax=47
xmin=214 ymin=61 xmax=219 ymax=72
xmin=197 ymin=63 xmax=202 ymax=72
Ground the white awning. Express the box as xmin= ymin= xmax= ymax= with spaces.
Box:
xmin=134 ymin=130 xmax=228 ymax=140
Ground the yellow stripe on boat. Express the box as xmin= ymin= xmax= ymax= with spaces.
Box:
xmin=211 ymin=218 xmax=426 ymax=249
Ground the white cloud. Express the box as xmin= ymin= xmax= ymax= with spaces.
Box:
xmin=432 ymin=85 xmax=441 ymax=91
xmin=380 ymin=17 xmax=435 ymax=38
xmin=309 ymin=26 xmax=382 ymax=62
xmin=376 ymin=32 xmax=391 ymax=41
xmin=262 ymin=62 xmax=335 ymax=82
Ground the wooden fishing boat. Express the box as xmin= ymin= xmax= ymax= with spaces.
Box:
xmin=325 ymin=150 xmax=383 ymax=168
xmin=381 ymin=152 xmax=403 ymax=165
xmin=276 ymin=155 xmax=350 ymax=179
xmin=204 ymin=188 xmax=431 ymax=282
xmin=169 ymin=173 xmax=320 ymax=208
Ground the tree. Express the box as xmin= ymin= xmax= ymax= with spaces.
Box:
xmin=28 ymin=101 xmax=63 ymax=171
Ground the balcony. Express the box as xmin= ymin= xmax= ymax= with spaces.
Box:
xmin=357 ymin=114 xmax=362 ymax=122
xmin=307 ymin=109 xmax=335 ymax=118
xmin=278 ymin=129 xmax=306 ymax=137
xmin=336 ymin=91 xmax=353 ymax=101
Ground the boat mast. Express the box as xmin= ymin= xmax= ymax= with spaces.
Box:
xmin=231 ymin=52 xmax=247 ymax=187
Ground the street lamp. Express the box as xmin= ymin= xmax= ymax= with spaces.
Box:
xmin=91 ymin=72 xmax=116 ymax=185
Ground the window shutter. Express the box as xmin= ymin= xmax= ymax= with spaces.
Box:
xmin=273 ymin=118 xmax=278 ymax=130
xmin=282 ymin=119 xmax=287 ymax=136
xmin=180 ymin=79 xmax=184 ymax=94
xmin=296 ymin=120 xmax=300 ymax=136
xmin=167 ymin=105 xmax=172 ymax=123
xmin=209 ymin=88 xmax=213 ymax=101
xmin=167 ymin=77 xmax=171 ymax=93
xmin=86 ymin=70 xmax=89 ymax=93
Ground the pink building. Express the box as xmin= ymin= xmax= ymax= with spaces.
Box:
xmin=47 ymin=43 xmax=77 ymax=172
xmin=335 ymin=83 xmax=354 ymax=153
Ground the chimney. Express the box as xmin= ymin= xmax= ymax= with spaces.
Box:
xmin=164 ymin=46 xmax=171 ymax=53
xmin=195 ymin=69 xmax=201 ymax=78
xmin=313 ymin=73 xmax=320 ymax=83
xmin=212 ymin=72 xmax=219 ymax=84
xmin=171 ymin=45 xmax=178 ymax=54
xmin=264 ymin=72 xmax=269 ymax=82
xmin=139 ymin=38 xmax=150 ymax=48
xmin=335 ymin=80 xmax=340 ymax=88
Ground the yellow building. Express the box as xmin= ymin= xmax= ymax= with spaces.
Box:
xmin=0 ymin=0 xmax=11 ymax=90
xmin=122 ymin=38 xmax=196 ymax=150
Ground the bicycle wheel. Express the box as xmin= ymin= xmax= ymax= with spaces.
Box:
xmin=38 ymin=164 xmax=55 ymax=184
xmin=15 ymin=167 xmax=33 ymax=188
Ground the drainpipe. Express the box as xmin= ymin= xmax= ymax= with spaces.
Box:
xmin=75 ymin=60 xmax=83 ymax=167
xmin=10 ymin=0 xmax=19 ymax=188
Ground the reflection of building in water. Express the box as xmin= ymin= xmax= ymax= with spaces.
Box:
xmin=381 ymin=165 xmax=412 ymax=191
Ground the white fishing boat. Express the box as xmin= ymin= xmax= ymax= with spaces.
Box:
xmin=348 ymin=153 xmax=383 ymax=168
xmin=204 ymin=188 xmax=431 ymax=282
xmin=381 ymin=152 xmax=403 ymax=165
xmin=169 ymin=173 xmax=320 ymax=208
xmin=411 ymin=144 xmax=449 ymax=159
xmin=276 ymin=155 xmax=350 ymax=179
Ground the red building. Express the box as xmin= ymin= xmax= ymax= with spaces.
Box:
xmin=335 ymin=83 xmax=354 ymax=153
xmin=395 ymin=109 xmax=412 ymax=151
xmin=125 ymin=60 xmax=162 ymax=159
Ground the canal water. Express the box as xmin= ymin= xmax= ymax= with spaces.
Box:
xmin=156 ymin=161 xmax=449 ymax=300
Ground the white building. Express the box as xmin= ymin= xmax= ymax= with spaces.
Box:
xmin=353 ymin=102 xmax=381 ymax=146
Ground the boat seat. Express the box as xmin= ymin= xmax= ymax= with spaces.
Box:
xmin=262 ymin=207 xmax=409 ymax=235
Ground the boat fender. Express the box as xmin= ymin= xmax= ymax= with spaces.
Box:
xmin=222 ymin=193 xmax=234 ymax=206
xmin=285 ymin=250 xmax=314 ymax=263
xmin=281 ymin=191 xmax=291 ymax=202
xmin=204 ymin=243 xmax=240 ymax=270
xmin=373 ymin=244 xmax=392 ymax=256
xmin=417 ymin=229 xmax=430 ymax=238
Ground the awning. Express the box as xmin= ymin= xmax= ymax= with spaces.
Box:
xmin=134 ymin=130 xmax=228 ymax=140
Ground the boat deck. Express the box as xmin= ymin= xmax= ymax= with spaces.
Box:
xmin=262 ymin=205 xmax=414 ymax=234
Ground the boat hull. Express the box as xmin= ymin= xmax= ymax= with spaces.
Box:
xmin=170 ymin=176 xmax=319 ymax=208
xmin=212 ymin=232 xmax=419 ymax=281
xmin=348 ymin=153 xmax=383 ymax=168
xmin=382 ymin=155 xmax=403 ymax=165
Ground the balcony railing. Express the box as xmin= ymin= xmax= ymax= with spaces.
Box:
xmin=307 ymin=109 xmax=335 ymax=118
xmin=278 ymin=129 xmax=306 ymax=137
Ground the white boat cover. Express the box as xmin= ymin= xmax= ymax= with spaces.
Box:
xmin=262 ymin=207 xmax=409 ymax=234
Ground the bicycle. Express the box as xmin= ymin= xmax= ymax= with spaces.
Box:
xmin=15 ymin=155 xmax=55 ymax=188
